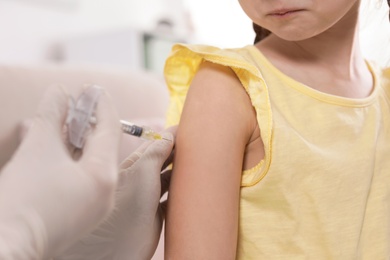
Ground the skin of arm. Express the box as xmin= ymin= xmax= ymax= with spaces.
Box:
xmin=165 ymin=61 xmax=258 ymax=259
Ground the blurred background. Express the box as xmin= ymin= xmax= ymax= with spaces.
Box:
xmin=0 ymin=0 xmax=389 ymax=75
xmin=0 ymin=1 xmax=388 ymax=259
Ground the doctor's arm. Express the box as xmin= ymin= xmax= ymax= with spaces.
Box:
xmin=165 ymin=61 xmax=256 ymax=259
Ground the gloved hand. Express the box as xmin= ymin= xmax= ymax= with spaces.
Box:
xmin=57 ymin=128 xmax=175 ymax=260
xmin=0 ymin=86 xmax=121 ymax=259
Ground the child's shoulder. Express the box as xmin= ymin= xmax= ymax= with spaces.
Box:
xmin=164 ymin=44 xmax=263 ymax=127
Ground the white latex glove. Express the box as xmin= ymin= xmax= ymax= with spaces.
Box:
xmin=57 ymin=128 xmax=175 ymax=260
xmin=0 ymin=85 xmax=121 ymax=259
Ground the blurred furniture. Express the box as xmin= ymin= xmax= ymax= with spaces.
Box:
xmin=59 ymin=28 xmax=181 ymax=74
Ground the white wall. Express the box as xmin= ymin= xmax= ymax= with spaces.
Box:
xmin=0 ymin=1 xmax=79 ymax=64
xmin=183 ymin=0 xmax=254 ymax=47
xmin=360 ymin=0 xmax=390 ymax=66
xmin=0 ymin=0 xmax=169 ymax=65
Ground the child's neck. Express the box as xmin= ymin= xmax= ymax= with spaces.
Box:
xmin=259 ymin=24 xmax=364 ymax=81
xmin=255 ymin=16 xmax=374 ymax=99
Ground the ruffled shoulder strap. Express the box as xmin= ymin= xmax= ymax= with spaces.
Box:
xmin=164 ymin=44 xmax=273 ymax=186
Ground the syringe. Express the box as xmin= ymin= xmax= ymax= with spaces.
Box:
xmin=120 ymin=120 xmax=162 ymax=141
xmin=66 ymin=85 xmax=165 ymax=149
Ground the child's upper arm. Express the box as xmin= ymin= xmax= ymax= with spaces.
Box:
xmin=165 ymin=61 xmax=257 ymax=259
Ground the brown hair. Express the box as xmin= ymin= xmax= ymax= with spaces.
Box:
xmin=253 ymin=0 xmax=390 ymax=44
xmin=388 ymin=0 xmax=390 ymax=20
xmin=253 ymin=23 xmax=271 ymax=44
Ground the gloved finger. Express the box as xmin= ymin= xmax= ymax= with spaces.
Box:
xmin=160 ymin=169 xmax=172 ymax=198
xmin=81 ymin=90 xmax=121 ymax=174
xmin=119 ymin=131 xmax=174 ymax=179
xmin=119 ymin=141 xmax=152 ymax=169
xmin=29 ymin=85 xmax=69 ymax=139
xmin=142 ymin=131 xmax=174 ymax=169
xmin=121 ymin=125 xmax=177 ymax=168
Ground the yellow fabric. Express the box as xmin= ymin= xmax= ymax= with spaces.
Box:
xmin=164 ymin=44 xmax=390 ymax=259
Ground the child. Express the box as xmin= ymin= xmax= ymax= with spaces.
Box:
xmin=164 ymin=0 xmax=390 ymax=259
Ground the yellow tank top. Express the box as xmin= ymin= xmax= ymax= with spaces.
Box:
xmin=164 ymin=44 xmax=390 ymax=259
